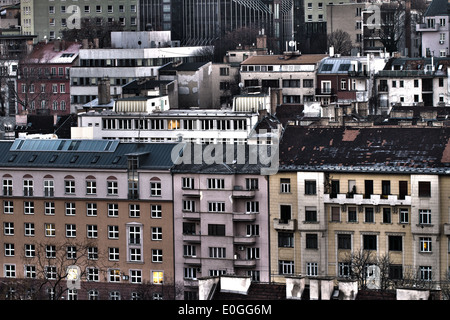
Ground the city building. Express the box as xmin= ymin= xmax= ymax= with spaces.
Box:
xmin=315 ymin=55 xmax=387 ymax=116
xmin=171 ymin=144 xmax=272 ymax=299
xmin=0 ymin=138 xmax=177 ymax=300
xmin=240 ymin=52 xmax=328 ymax=104
xmin=375 ymin=56 xmax=450 ymax=113
xmin=20 ymin=0 xmax=139 ymax=42
xmin=272 ymin=125 xmax=450 ymax=288
xmin=69 ymin=31 xmax=210 ymax=111
xmin=16 ymin=39 xmax=81 ymax=116
xmin=417 ymin=0 xmax=450 ymax=57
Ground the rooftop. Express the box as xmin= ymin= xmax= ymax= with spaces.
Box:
xmin=0 ymin=139 xmax=177 ymax=170
xmin=241 ymin=53 xmax=328 ymax=66
xmin=21 ymin=40 xmax=81 ymax=64
xmin=279 ymin=126 xmax=450 ymax=173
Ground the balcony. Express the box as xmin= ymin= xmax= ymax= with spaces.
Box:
xmin=182 ymin=233 xmax=201 ymax=243
xmin=234 ymin=235 xmax=257 ymax=245
xmin=232 ymin=186 xmax=256 ymax=198
xmin=323 ymin=193 xmax=411 ymax=206
xmin=416 ymin=23 xmax=438 ymax=32
xmin=182 ymin=211 xmax=200 ymax=220
xmin=233 ymin=212 xmax=256 ymax=221
xmin=182 ymin=189 xmax=201 ymax=197
xmin=348 ymin=71 xmax=368 ymax=77
xmin=184 ymin=256 xmax=201 ymax=265
xmin=234 ymin=258 xmax=257 ymax=268
xmin=315 ymin=88 xmax=336 ymax=96
xmin=273 ymin=218 xmax=297 ymax=231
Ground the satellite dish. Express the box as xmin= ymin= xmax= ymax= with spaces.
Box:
xmin=238 ymin=82 xmax=244 ymax=88
xmin=289 ymin=40 xmax=295 ymax=47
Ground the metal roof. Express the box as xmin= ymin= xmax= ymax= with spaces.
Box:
xmin=0 ymin=140 xmax=177 ymax=170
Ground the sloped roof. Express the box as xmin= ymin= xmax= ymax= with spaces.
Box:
xmin=0 ymin=140 xmax=176 ymax=170
xmin=21 ymin=41 xmax=81 ymax=64
xmin=279 ymin=126 xmax=450 ymax=173
xmin=241 ymin=54 xmax=328 ymax=65
xmin=424 ymin=0 xmax=450 ymax=17
xmin=171 ymin=144 xmax=272 ymax=174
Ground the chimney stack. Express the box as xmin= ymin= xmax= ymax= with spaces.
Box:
xmin=98 ymin=78 xmax=111 ymax=105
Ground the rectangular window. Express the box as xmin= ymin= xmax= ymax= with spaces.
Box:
xmin=280 ymin=205 xmax=291 ymax=223
xmin=420 ymin=237 xmax=432 ymax=252
xmin=65 ymin=180 xmax=75 ymax=194
xmin=383 ymin=207 xmax=391 ymax=223
xmin=331 ymin=207 xmax=340 ymax=222
xmin=305 ymin=180 xmax=316 ymax=195
xmin=207 ymin=178 xmax=225 ymax=189
xmin=280 ymin=178 xmax=291 ymax=193
xmin=400 ymin=208 xmax=409 ymax=224
xmin=419 ymin=209 xmax=431 ymax=224
xmin=151 ymin=205 xmax=162 ymax=218
xmin=363 ymin=234 xmax=377 ymax=250
xmin=365 ymin=207 xmax=374 ymax=223
xmin=278 ymin=232 xmax=294 ymax=247
xmin=209 ymin=247 xmax=226 ymax=258
xmin=150 ymin=181 xmax=161 ymax=197
xmin=208 ymin=224 xmax=225 ymax=236
xmin=305 ymin=234 xmax=318 ymax=249
xmin=418 ymin=181 xmax=431 ymax=197
xmin=348 ymin=207 xmax=357 ymax=222
xmin=389 ymin=236 xmax=402 ymax=251
xmin=182 ymin=177 xmax=194 ymax=189
xmin=208 ymin=202 xmax=225 ymax=212
xmin=338 ymin=234 xmax=351 ymax=250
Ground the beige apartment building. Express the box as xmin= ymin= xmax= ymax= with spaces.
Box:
xmin=271 ymin=125 xmax=450 ymax=289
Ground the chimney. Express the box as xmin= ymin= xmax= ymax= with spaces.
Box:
xmin=256 ymin=31 xmax=267 ymax=49
xmin=54 ymin=38 xmax=61 ymax=51
xmin=98 ymin=78 xmax=111 ymax=105
xmin=82 ymin=39 xmax=89 ymax=49
xmin=93 ymin=38 xmax=99 ymax=49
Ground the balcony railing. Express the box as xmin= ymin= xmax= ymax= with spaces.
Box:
xmin=315 ymin=88 xmax=336 ymax=96
xmin=323 ymin=193 xmax=411 ymax=206
xmin=273 ymin=218 xmax=297 ymax=231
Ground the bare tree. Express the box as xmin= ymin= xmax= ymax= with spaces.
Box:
xmin=327 ymin=30 xmax=353 ymax=56
xmin=18 ymin=239 xmax=112 ymax=300
xmin=377 ymin=1 xmax=405 ymax=54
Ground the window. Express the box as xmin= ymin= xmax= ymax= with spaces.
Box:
xmin=86 ymin=224 xmax=98 ymax=239
xmin=306 ymin=234 xmax=318 ymax=249
xmin=381 ymin=180 xmax=390 ymax=198
xmin=24 ymin=201 xmax=34 ymax=215
xmin=338 ymin=262 xmax=351 ymax=278
xmin=45 ymin=202 xmax=55 ymax=215
xmin=86 ymin=203 xmax=97 ymax=216
xmin=184 ymin=267 xmax=197 ymax=279
xmin=150 ymin=180 xmax=161 ymax=197
xmin=306 ymin=262 xmax=318 ymax=276
xmin=419 ymin=209 xmax=431 ymax=225
xmin=280 ymin=205 xmax=291 ymax=223
xmin=107 ymin=203 xmax=118 ymax=217
xmin=4 ymin=201 xmax=13 ymax=214
xmin=305 ymin=207 xmax=317 ymax=222
xmin=363 ymin=234 xmax=377 ymax=250
xmin=4 ymin=222 xmax=14 ymax=236
xmin=107 ymin=180 xmax=118 ymax=195
xmin=24 ymin=224 xmax=34 ymax=237
xmin=183 ymin=200 xmax=195 ymax=212
xmin=331 ymin=207 xmax=340 ymax=222
xmin=130 ymin=248 xmax=142 ymax=262
xmin=279 ymin=260 xmax=294 ymax=275
xmin=420 ymin=237 xmax=432 ymax=252
xmin=108 ymin=226 xmax=119 ymax=239
xmin=152 ymin=227 xmax=162 ymax=241
xmin=153 ymin=271 xmax=164 ymax=284
xmin=3 ymin=179 xmax=12 ymax=196
xmin=109 ymin=269 xmax=121 ymax=282
xmin=280 ymin=178 xmax=291 ymax=193
xmin=278 ymin=232 xmax=294 ymax=247
xmin=338 ymin=234 xmax=351 ymax=249
xmin=86 ymin=179 xmax=96 ymax=195
xmin=347 ymin=207 xmax=357 ymax=222
xmin=246 ymin=201 xmax=259 ymax=214
xmin=45 ymin=223 xmax=55 ymax=237
xmin=420 ymin=266 xmax=432 ymax=281
xmin=151 ymin=205 xmax=162 ymax=218
xmin=208 ymin=224 xmax=225 ymax=236
xmin=65 ymin=202 xmax=76 ymax=216
xmin=129 ymin=204 xmax=140 ymax=217
xmin=383 ymin=207 xmax=391 ymax=223
xmin=65 ymin=224 xmax=76 ymax=238
xmin=245 ymin=178 xmax=259 ymax=190
xmin=209 ymin=247 xmax=226 ymax=259
xmin=400 ymin=208 xmax=409 ymax=224
xmin=128 ymin=225 xmax=141 ymax=245
xmin=389 ymin=236 xmax=402 ymax=251
xmin=418 ymin=181 xmax=431 ymax=197
xmin=109 ymin=248 xmax=119 ymax=261
xmin=305 ymin=180 xmax=316 ymax=195
xmin=182 ymin=177 xmax=194 ymax=189
xmin=23 ymin=179 xmax=33 ymax=197
xmin=207 ymin=178 xmax=225 ymax=189
xmin=365 ymin=207 xmax=374 ymax=223
xmin=65 ymin=179 xmax=75 ymax=194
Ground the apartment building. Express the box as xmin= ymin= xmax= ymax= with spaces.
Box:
xmin=171 ymin=144 xmax=271 ymax=299
xmin=17 ymin=39 xmax=81 ymax=115
xmin=376 ymin=57 xmax=450 ymax=113
xmin=0 ymin=139 xmax=177 ymax=300
xmin=417 ymin=0 xmax=450 ymax=58
xmin=315 ymin=55 xmax=387 ymax=115
xmin=21 ymin=0 xmax=138 ymax=42
xmin=272 ymin=126 xmax=450 ymax=287
xmin=69 ymin=31 xmax=209 ymax=111
xmin=240 ymin=52 xmax=328 ymax=104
